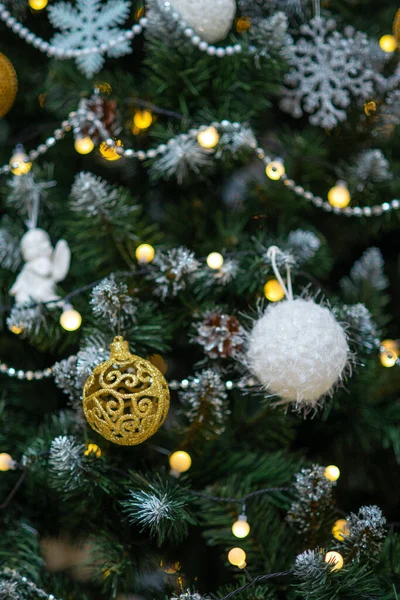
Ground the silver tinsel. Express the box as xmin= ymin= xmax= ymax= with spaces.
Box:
xmin=343 ymin=505 xmax=386 ymax=563
xmin=216 ymin=124 xmax=257 ymax=157
xmin=347 ymin=149 xmax=392 ymax=191
xmin=287 ymin=229 xmax=321 ymax=265
xmin=380 ymin=89 xmax=400 ymax=127
xmin=340 ymin=247 xmax=388 ymax=298
xmin=144 ymin=0 xmax=181 ymax=45
xmin=338 ymin=303 xmax=377 ymax=353
xmin=150 ymin=134 xmax=213 ymax=183
xmin=0 ymin=228 xmax=21 ymax=272
xmin=249 ymin=13 xmax=294 ymax=66
xmin=48 ymin=435 xmax=85 ymax=492
xmin=293 ymin=549 xmax=326 ymax=581
xmin=90 ymin=274 xmax=137 ymax=329
xmin=238 ymin=0 xmax=304 ymax=17
xmin=70 ymin=171 xmax=119 ymax=216
xmin=287 ymin=465 xmax=336 ymax=534
xmin=7 ymin=305 xmax=46 ymax=336
xmin=0 ymin=579 xmax=19 ymax=600
xmin=172 ymin=592 xmax=210 ymax=600
xmin=280 ymin=18 xmax=374 ymax=129
xmin=7 ymin=172 xmax=56 ymax=225
xmin=206 ymin=258 xmax=240 ymax=286
xmin=53 ymin=355 xmax=79 ymax=402
xmin=147 ymin=247 xmax=201 ymax=300
xmin=179 ymin=369 xmax=229 ymax=436
xmin=191 ymin=310 xmax=245 ymax=359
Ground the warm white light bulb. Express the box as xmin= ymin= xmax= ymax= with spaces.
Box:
xmin=169 ymin=451 xmax=192 ymax=474
xmin=327 ymin=182 xmax=351 ymax=208
xmin=29 ymin=0 xmax=48 ymax=9
xmin=135 ymin=243 xmax=155 ymax=264
xmin=197 ymin=126 xmax=220 ymax=149
xmin=264 ymin=279 xmax=285 ymax=302
xmin=324 ymin=465 xmax=340 ymax=482
xmin=379 ymin=34 xmax=397 ymax=53
xmin=265 ymin=160 xmax=285 ymax=180
xmin=324 ymin=551 xmax=344 ymax=571
xmin=0 ymin=453 xmax=15 ymax=471
xmin=228 ymin=547 xmax=247 ymax=568
xmin=60 ymin=307 xmax=82 ymax=332
xmin=74 ymin=135 xmax=94 ymax=155
xmin=232 ymin=515 xmax=250 ymax=539
xmin=206 ymin=252 xmax=224 ymax=270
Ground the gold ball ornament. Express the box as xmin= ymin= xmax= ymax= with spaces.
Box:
xmin=10 ymin=148 xmax=32 ymax=176
xmin=0 ymin=53 xmax=18 ymax=119
xmin=82 ymin=336 xmax=170 ymax=446
xmin=100 ymin=139 xmax=123 ymax=161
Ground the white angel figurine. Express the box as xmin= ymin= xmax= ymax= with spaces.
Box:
xmin=10 ymin=228 xmax=71 ymax=306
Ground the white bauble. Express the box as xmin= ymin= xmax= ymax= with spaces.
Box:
xmin=171 ymin=0 xmax=236 ymax=43
xmin=246 ymin=298 xmax=349 ymax=406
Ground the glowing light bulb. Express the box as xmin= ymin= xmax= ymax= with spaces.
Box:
xmin=379 ymin=34 xmax=397 ymax=53
xmin=100 ymin=139 xmax=123 ymax=161
xmin=324 ymin=551 xmax=344 ymax=572
xmin=364 ymin=100 xmax=377 ymax=116
xmin=328 ymin=182 xmax=351 ymax=208
xmin=84 ymin=443 xmax=102 ymax=458
xmin=9 ymin=149 xmax=32 ymax=176
xmin=228 ymin=547 xmax=247 ymax=569
xmin=133 ymin=110 xmax=153 ymax=130
xmin=10 ymin=324 xmax=23 ymax=335
xmin=381 ymin=339 xmax=398 ymax=352
xmin=197 ymin=126 xmax=220 ymax=149
xmin=29 ymin=0 xmax=48 ymax=9
xmin=265 ymin=160 xmax=285 ymax=180
xmin=169 ymin=451 xmax=192 ymax=474
xmin=332 ymin=519 xmax=349 ymax=541
xmin=235 ymin=16 xmax=251 ymax=32
xmin=74 ymin=135 xmax=94 ymax=155
xmin=232 ymin=515 xmax=250 ymax=538
xmin=264 ymin=279 xmax=285 ymax=302
xmin=60 ymin=306 xmax=82 ymax=332
xmin=206 ymin=252 xmax=224 ymax=270
xmin=324 ymin=465 xmax=340 ymax=482
xmin=0 ymin=453 xmax=15 ymax=471
xmin=135 ymin=243 xmax=155 ymax=264
xmin=380 ymin=349 xmax=397 ymax=367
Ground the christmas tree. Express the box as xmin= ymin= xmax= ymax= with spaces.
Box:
xmin=0 ymin=0 xmax=399 ymax=599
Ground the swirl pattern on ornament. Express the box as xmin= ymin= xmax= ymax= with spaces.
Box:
xmin=83 ymin=337 xmax=170 ymax=445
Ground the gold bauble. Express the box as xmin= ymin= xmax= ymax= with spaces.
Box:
xmin=0 ymin=53 xmax=18 ymax=118
xmin=82 ymin=336 xmax=170 ymax=446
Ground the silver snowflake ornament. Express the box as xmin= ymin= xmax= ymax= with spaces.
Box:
xmin=280 ymin=17 xmax=374 ymax=129
xmin=48 ymin=0 xmax=132 ymax=78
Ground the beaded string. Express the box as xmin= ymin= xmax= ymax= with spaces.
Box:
xmin=0 ymin=109 xmax=398 ymax=218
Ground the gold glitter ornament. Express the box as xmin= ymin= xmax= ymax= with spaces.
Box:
xmin=82 ymin=336 xmax=170 ymax=446
xmin=0 ymin=53 xmax=18 ymax=118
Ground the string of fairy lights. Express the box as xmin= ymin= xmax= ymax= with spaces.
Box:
xmin=0 ymin=444 xmax=346 ymax=584
xmin=0 ymin=99 xmax=399 ymax=217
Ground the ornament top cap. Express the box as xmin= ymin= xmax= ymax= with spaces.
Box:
xmin=110 ymin=335 xmax=131 ymax=360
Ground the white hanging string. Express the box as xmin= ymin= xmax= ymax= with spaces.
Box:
xmin=266 ymin=246 xmax=293 ymax=301
xmin=312 ymin=0 xmax=321 ymax=18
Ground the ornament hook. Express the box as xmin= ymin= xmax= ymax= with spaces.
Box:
xmin=266 ymin=246 xmax=293 ymax=301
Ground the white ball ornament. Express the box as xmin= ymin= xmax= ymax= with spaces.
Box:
xmin=170 ymin=0 xmax=236 ymax=43
xmin=246 ymin=298 xmax=349 ymax=408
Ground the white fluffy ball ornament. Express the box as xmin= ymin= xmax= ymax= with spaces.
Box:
xmin=246 ymin=298 xmax=349 ymax=409
xmin=170 ymin=0 xmax=236 ymax=43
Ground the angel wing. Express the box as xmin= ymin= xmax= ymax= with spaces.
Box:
xmin=52 ymin=239 xmax=71 ymax=283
